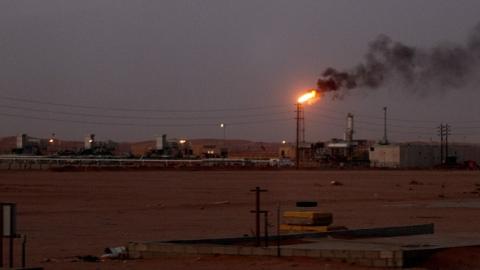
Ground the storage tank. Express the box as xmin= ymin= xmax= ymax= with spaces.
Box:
xmin=345 ymin=113 xmax=354 ymax=142
xmin=16 ymin=133 xmax=27 ymax=149
xmin=156 ymin=134 xmax=167 ymax=151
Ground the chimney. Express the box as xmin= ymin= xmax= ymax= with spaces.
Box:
xmin=345 ymin=113 xmax=354 ymax=142
xmin=156 ymin=134 xmax=167 ymax=151
xmin=382 ymin=107 xmax=389 ymax=145
xmin=16 ymin=133 xmax=27 ymax=149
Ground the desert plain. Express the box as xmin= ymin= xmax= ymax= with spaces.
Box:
xmin=1 ymin=169 xmax=480 ymax=270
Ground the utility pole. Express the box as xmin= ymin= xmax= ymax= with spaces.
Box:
xmin=250 ymin=187 xmax=268 ymax=247
xmin=437 ymin=124 xmax=452 ymax=165
xmin=438 ymin=124 xmax=444 ymax=164
xmin=382 ymin=107 xmax=389 ymax=145
xmin=300 ymin=107 xmax=305 ymax=143
xmin=445 ymin=124 xmax=451 ymax=164
xmin=295 ymin=103 xmax=303 ymax=169
xmin=220 ymin=123 xmax=226 ymax=146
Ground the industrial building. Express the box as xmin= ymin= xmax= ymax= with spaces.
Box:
xmin=146 ymin=134 xmax=194 ymax=159
xmin=288 ymin=113 xmax=372 ymax=165
xmin=191 ymin=144 xmax=222 ymax=158
xmin=369 ymin=143 xmax=480 ymax=168
xmin=15 ymin=134 xmax=46 ymax=155
xmin=322 ymin=113 xmax=371 ymax=162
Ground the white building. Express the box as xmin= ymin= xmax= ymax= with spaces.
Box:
xmin=369 ymin=143 xmax=480 ymax=168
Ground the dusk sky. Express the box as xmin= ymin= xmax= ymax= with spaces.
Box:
xmin=1 ymin=1 xmax=480 ymax=143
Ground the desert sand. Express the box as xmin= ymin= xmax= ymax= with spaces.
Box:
xmin=1 ymin=169 xmax=480 ymax=269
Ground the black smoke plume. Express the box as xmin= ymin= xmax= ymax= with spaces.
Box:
xmin=317 ymin=23 xmax=480 ymax=95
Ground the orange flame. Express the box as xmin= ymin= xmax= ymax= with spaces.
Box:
xmin=297 ymin=90 xmax=318 ymax=104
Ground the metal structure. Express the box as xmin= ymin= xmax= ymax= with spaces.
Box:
xmin=149 ymin=135 xmax=193 ymax=159
xmin=295 ymin=90 xmax=318 ymax=169
xmin=295 ymin=103 xmax=302 ymax=169
xmin=0 ymin=156 xmax=293 ymax=170
xmin=13 ymin=134 xmax=49 ymax=155
xmin=438 ymin=124 xmax=452 ymax=165
xmin=250 ymin=187 xmax=268 ymax=247
xmin=345 ymin=113 xmax=354 ymax=142
xmin=381 ymin=107 xmax=389 ymax=145
xmin=0 ymin=203 xmax=28 ymax=269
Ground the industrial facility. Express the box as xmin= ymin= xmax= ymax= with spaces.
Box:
xmin=3 ymin=110 xmax=480 ymax=169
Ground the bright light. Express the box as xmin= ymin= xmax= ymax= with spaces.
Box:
xmin=179 ymin=139 xmax=187 ymax=144
xmin=49 ymin=139 xmax=54 ymax=143
xmin=282 ymin=140 xmax=286 ymax=144
xmin=297 ymin=90 xmax=318 ymax=104
xmin=220 ymin=123 xmax=225 ymax=128
xmin=88 ymin=139 xmax=93 ymax=143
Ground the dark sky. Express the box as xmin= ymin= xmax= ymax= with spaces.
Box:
xmin=1 ymin=1 xmax=480 ymax=143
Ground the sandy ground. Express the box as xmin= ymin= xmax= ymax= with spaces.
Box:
xmin=1 ymin=169 xmax=480 ymax=269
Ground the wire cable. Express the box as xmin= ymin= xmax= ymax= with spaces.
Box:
xmin=0 ymin=94 xmax=291 ymax=113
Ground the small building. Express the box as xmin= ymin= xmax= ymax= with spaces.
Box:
xmin=148 ymin=134 xmax=194 ymax=158
xmin=311 ymin=113 xmax=372 ymax=165
xmin=191 ymin=144 xmax=227 ymax=158
xmin=13 ymin=133 xmax=48 ymax=155
xmin=279 ymin=144 xmax=295 ymax=159
xmin=369 ymin=143 xmax=480 ymax=168
xmin=278 ymin=142 xmax=313 ymax=161
xmin=369 ymin=143 xmax=440 ymax=168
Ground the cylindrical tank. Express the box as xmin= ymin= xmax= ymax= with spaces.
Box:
xmin=16 ymin=134 xmax=27 ymax=149
xmin=345 ymin=113 xmax=354 ymax=142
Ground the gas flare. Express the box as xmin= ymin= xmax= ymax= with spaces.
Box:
xmin=297 ymin=90 xmax=318 ymax=104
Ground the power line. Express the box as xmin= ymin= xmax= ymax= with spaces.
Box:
xmin=305 ymin=119 xmax=436 ymax=136
xmin=0 ymin=103 xmax=292 ymax=121
xmin=0 ymin=111 xmax=294 ymax=128
xmin=0 ymin=94 xmax=291 ymax=113
xmin=3 ymin=94 xmax=480 ymax=139
xmin=3 ymin=94 xmax=480 ymax=128
xmin=308 ymin=108 xmax=480 ymax=131
xmin=309 ymin=111 xmax=437 ymax=130
xmin=310 ymin=106 xmax=442 ymax=124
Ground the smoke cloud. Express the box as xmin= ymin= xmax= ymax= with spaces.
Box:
xmin=317 ymin=23 xmax=480 ymax=96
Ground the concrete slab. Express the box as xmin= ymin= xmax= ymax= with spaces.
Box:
xmin=283 ymin=233 xmax=480 ymax=252
xmin=128 ymin=232 xmax=480 ymax=268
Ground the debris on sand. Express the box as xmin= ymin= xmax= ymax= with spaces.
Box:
xmin=102 ymin=246 xmax=127 ymax=260
xmin=330 ymin=180 xmax=343 ymax=186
